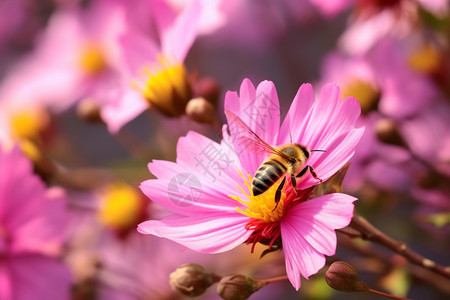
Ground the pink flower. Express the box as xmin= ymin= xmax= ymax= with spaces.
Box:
xmin=0 ymin=0 xmax=203 ymax=133
xmin=0 ymin=0 xmax=128 ymax=114
xmin=399 ymin=99 xmax=450 ymax=177
xmin=138 ymin=79 xmax=363 ymax=289
xmin=337 ymin=0 xmax=448 ymax=55
xmin=97 ymin=231 xmax=211 ymax=300
xmin=321 ymin=39 xmax=437 ymax=119
xmin=319 ymin=38 xmax=438 ymax=192
xmin=102 ymin=0 xmax=203 ymax=132
xmin=0 ymin=146 xmax=71 ymax=299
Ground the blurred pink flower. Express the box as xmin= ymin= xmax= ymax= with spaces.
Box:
xmin=319 ymin=40 xmax=438 ymax=192
xmin=101 ymin=0 xmax=203 ymax=132
xmin=0 ymin=0 xmax=128 ymax=114
xmin=194 ymin=0 xmax=289 ymax=50
xmin=338 ymin=0 xmax=449 ymax=55
xmin=400 ymin=99 xmax=450 ymax=177
xmin=0 ymin=0 xmax=203 ymax=133
xmin=322 ymin=39 xmax=437 ymax=119
xmin=0 ymin=146 xmax=71 ymax=300
xmin=97 ymin=231 xmax=209 ymax=300
xmin=138 ymin=79 xmax=363 ymax=289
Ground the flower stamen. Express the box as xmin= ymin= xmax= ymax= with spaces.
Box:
xmin=79 ymin=43 xmax=107 ymax=75
xmin=230 ymin=171 xmax=286 ymax=223
xmin=132 ymin=54 xmax=192 ymax=116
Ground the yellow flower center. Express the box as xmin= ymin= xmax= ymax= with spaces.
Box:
xmin=408 ymin=44 xmax=442 ymax=75
xmin=133 ymin=55 xmax=192 ymax=116
xmin=341 ymin=79 xmax=380 ymax=114
xmin=229 ymin=171 xmax=286 ymax=223
xmin=99 ymin=182 xmax=142 ymax=230
xmin=18 ymin=139 xmax=42 ymax=164
xmin=10 ymin=109 xmax=49 ymax=141
xmin=79 ymin=43 xmax=107 ymax=75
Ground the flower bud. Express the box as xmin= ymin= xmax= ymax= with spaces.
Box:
xmin=216 ymin=274 xmax=266 ymax=300
xmin=375 ymin=119 xmax=407 ymax=147
xmin=186 ymin=97 xmax=216 ymax=124
xmin=169 ymin=264 xmax=216 ymax=297
xmin=325 ymin=261 xmax=369 ymax=292
xmin=77 ymin=99 xmax=103 ymax=123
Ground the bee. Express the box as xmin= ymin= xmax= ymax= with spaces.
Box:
xmin=226 ymin=111 xmax=325 ymax=210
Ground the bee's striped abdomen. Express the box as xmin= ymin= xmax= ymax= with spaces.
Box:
xmin=252 ymin=159 xmax=287 ymax=196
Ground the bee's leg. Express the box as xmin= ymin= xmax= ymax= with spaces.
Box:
xmin=272 ymin=176 xmax=286 ymax=212
xmin=296 ymin=165 xmax=323 ymax=183
xmin=290 ymin=173 xmax=298 ymax=195
xmin=296 ymin=165 xmax=309 ymax=178
xmin=308 ymin=166 xmax=323 ymax=183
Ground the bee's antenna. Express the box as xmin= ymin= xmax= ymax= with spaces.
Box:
xmin=289 ymin=133 xmax=293 ymax=143
xmin=311 ymin=149 xmax=327 ymax=152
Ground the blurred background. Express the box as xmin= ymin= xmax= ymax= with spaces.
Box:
xmin=0 ymin=0 xmax=449 ymax=299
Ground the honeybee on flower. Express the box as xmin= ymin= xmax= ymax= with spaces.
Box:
xmin=138 ymin=78 xmax=364 ymax=290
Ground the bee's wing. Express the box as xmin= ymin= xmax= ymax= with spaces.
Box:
xmin=225 ymin=110 xmax=291 ymax=160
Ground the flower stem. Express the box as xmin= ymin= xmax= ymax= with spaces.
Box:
xmin=262 ymin=275 xmax=289 ymax=284
xmin=369 ymin=288 xmax=412 ymax=300
xmin=348 ymin=215 xmax=450 ymax=280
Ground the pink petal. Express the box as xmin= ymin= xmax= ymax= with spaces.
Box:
xmin=281 ymin=222 xmax=326 ymax=290
xmin=138 ymin=213 xmax=251 ymax=253
xmin=280 ymin=193 xmax=356 ymax=289
xmin=224 ymin=79 xmax=281 ymax=175
xmin=287 ymin=84 xmax=363 ymax=188
xmin=141 ymin=131 xmax=249 ymax=216
xmin=0 ymin=264 xmax=12 ymax=300
xmin=8 ymin=255 xmax=72 ymax=300
xmin=284 ymin=193 xmax=356 ymax=254
xmin=161 ymin=0 xmax=201 ymax=61
xmin=0 ymin=147 xmax=67 ymax=255
xmin=101 ymin=89 xmax=148 ymax=133
xmin=278 ymin=83 xmax=315 ymax=144
xmin=117 ymin=30 xmax=159 ymax=76
xmin=310 ymin=0 xmax=355 ymax=17
xmin=140 ymin=177 xmax=242 ymax=216
xmin=295 ymin=193 xmax=356 ymax=228
xmin=301 ymin=126 xmax=364 ymax=188
xmin=9 ymin=188 xmax=67 ymax=256
xmin=338 ymin=10 xmax=396 ymax=55
xmin=371 ymin=39 xmax=436 ymax=119
xmin=175 ymin=131 xmax=243 ymax=192
xmin=0 ymin=146 xmax=44 ymax=228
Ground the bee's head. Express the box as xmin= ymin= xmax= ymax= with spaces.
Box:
xmin=295 ymin=144 xmax=310 ymax=160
